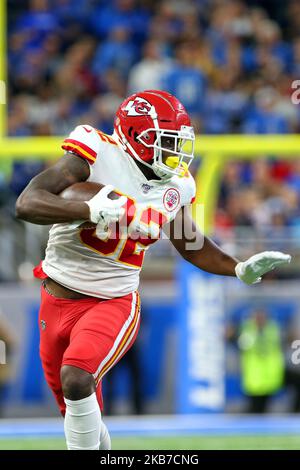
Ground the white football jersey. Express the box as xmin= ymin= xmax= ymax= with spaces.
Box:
xmin=42 ymin=125 xmax=196 ymax=298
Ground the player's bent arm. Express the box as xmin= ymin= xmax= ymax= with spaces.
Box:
xmin=165 ymin=207 xmax=239 ymax=276
xmin=15 ymin=153 xmax=91 ymax=225
xmin=165 ymin=207 xmax=291 ymax=284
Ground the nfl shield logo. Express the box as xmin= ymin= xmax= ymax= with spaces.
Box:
xmin=141 ymin=183 xmax=153 ymax=194
xmin=41 ymin=320 xmax=46 ymax=330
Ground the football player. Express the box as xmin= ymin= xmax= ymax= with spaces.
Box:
xmin=16 ymin=90 xmax=291 ymax=450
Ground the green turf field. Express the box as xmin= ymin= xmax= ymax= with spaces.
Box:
xmin=0 ymin=435 xmax=299 ymax=450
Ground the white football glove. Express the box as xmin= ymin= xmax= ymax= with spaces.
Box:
xmin=235 ymin=251 xmax=291 ymax=285
xmin=85 ymin=185 xmax=127 ymax=239
xmin=128 ymin=219 xmax=160 ymax=240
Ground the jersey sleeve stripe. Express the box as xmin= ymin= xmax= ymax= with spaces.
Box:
xmin=62 ymin=143 xmax=96 ymax=163
xmin=63 ymin=139 xmax=97 ymax=158
xmin=61 ymin=139 xmax=96 ymax=163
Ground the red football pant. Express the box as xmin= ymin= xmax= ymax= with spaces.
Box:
xmin=38 ymin=283 xmax=141 ymax=416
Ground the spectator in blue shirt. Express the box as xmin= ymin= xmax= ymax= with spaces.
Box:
xmin=243 ymin=87 xmax=290 ymax=134
xmin=89 ymin=0 xmax=151 ymax=42
xmin=162 ymin=41 xmax=207 ymax=119
xmin=92 ymin=26 xmax=139 ymax=80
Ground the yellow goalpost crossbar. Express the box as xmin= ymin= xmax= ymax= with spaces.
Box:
xmin=1 ymin=1 xmax=300 ymax=233
xmin=1 ymin=135 xmax=300 ymax=233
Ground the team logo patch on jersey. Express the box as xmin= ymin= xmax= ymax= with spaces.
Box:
xmin=163 ymin=188 xmax=180 ymax=212
xmin=125 ymin=97 xmax=152 ymax=116
xmin=40 ymin=320 xmax=46 ymax=331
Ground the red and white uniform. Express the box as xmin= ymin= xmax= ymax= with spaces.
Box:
xmin=42 ymin=124 xmax=196 ymax=299
xmin=37 ymin=88 xmax=196 ymax=418
xmin=37 ymin=124 xmax=195 ymax=416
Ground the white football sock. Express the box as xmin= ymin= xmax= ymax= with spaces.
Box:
xmin=64 ymin=392 xmax=101 ymax=450
xmin=99 ymin=421 xmax=111 ymax=450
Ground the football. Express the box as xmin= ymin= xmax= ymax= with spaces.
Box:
xmin=59 ymin=182 xmax=120 ymax=201
xmin=60 ymin=182 xmax=120 ymax=229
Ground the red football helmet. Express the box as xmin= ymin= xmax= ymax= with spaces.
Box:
xmin=113 ymin=90 xmax=195 ymax=179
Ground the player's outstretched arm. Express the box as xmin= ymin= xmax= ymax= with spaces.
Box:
xmin=166 ymin=207 xmax=291 ymax=284
xmin=16 ymin=153 xmax=91 ymax=224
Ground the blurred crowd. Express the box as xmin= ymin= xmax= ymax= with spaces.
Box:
xmin=7 ymin=0 xmax=300 ymax=136
xmin=215 ymin=159 xmax=300 ymax=257
xmin=4 ymin=0 xmax=300 ymax=259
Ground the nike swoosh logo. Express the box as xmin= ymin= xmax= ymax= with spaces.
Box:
xmin=83 ymin=126 xmax=92 ymax=133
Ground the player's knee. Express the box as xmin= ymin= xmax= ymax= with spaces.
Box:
xmin=61 ymin=365 xmax=95 ymax=400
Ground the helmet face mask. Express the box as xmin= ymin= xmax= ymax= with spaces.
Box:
xmin=137 ymin=125 xmax=195 ymax=179
xmin=114 ymin=90 xmax=195 ymax=180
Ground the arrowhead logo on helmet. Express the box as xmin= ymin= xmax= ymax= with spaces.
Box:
xmin=125 ymin=97 xmax=153 ymax=116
